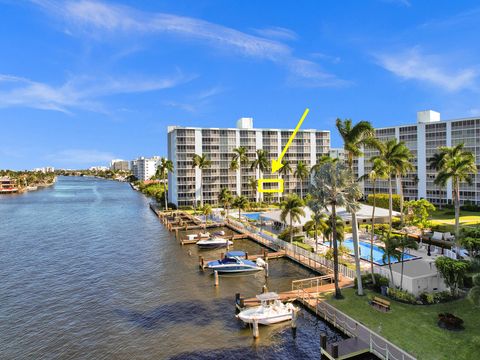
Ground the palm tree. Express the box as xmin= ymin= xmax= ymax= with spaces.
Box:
xmin=233 ymin=195 xmax=249 ymax=220
xmin=398 ymin=233 xmax=418 ymax=290
xmin=280 ymin=194 xmax=305 ymax=244
xmin=381 ymin=232 xmax=402 ymax=287
xmin=309 ymin=161 xmax=359 ymax=299
xmin=192 ymin=154 xmax=212 ymax=207
xmin=202 ymin=204 xmax=212 ymax=225
xmin=306 ymin=200 xmax=329 ymax=253
xmin=312 ymin=155 xmax=337 ymax=174
xmin=294 ymin=160 xmax=310 ymax=199
xmin=250 ymin=149 xmax=269 ymax=201
xmin=335 ymin=118 xmax=378 ymax=170
xmin=231 ymin=147 xmax=249 ymax=196
xmin=359 ymin=158 xmax=389 ymax=284
xmin=155 ymin=157 xmax=174 ymax=210
xmin=218 ymin=188 xmax=233 ymax=218
xmin=434 ymin=143 xmax=478 ymax=240
xmin=278 ymin=158 xmax=292 ymax=181
xmin=371 ymin=138 xmax=412 ymax=227
xmin=344 ymin=180 xmax=365 ymax=296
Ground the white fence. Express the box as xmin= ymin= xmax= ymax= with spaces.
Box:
xmin=225 ymin=217 xmax=357 ymax=280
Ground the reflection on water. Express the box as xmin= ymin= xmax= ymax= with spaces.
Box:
xmin=0 ymin=177 xmax=375 ymax=359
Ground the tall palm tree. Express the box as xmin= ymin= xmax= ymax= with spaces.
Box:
xmin=280 ymin=194 xmax=305 ymax=244
xmin=192 ymin=154 xmax=211 ymax=207
xmin=306 ymin=200 xmax=329 ymax=253
xmin=233 ymin=195 xmax=249 ymax=220
xmin=231 ymin=147 xmax=249 ymax=196
xmin=434 ymin=143 xmax=477 ymax=240
xmin=359 ymin=158 xmax=389 ymax=283
xmin=309 ymin=161 xmax=359 ymax=299
xmin=293 ymin=160 xmax=310 ymax=199
xmin=311 ymin=155 xmax=337 ymax=174
xmin=344 ymin=180 xmax=364 ymax=296
xmin=155 ymin=157 xmax=174 ymax=210
xmin=398 ymin=233 xmax=418 ymax=290
xmin=278 ymin=158 xmax=292 ymax=181
xmin=371 ymin=138 xmax=412 ymax=227
xmin=381 ymin=232 xmax=402 ymax=287
xmin=250 ymin=149 xmax=269 ymax=201
xmin=335 ymin=118 xmax=378 ymax=170
xmin=218 ymin=188 xmax=233 ymax=218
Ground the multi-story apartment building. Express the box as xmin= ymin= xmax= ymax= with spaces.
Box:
xmin=329 ymin=148 xmax=346 ymax=161
xmin=110 ymin=159 xmax=130 ymax=172
xmin=167 ymin=118 xmax=330 ymax=207
xmin=357 ymin=110 xmax=480 ymax=205
xmin=131 ymin=156 xmax=160 ymax=181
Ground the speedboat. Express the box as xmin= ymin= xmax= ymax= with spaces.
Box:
xmin=186 ymin=232 xmax=210 ymax=241
xmin=207 ymin=252 xmax=264 ymax=273
xmin=196 ymin=237 xmax=233 ymax=249
xmin=236 ymin=292 xmax=297 ymax=325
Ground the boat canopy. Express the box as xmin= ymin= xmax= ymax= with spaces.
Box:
xmin=225 ymin=251 xmax=246 ymax=258
xmin=256 ymin=292 xmax=279 ymax=301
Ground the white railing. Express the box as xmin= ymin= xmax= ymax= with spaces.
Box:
xmin=294 ymin=289 xmax=417 ymax=360
xmin=226 ymin=217 xmax=357 ymax=280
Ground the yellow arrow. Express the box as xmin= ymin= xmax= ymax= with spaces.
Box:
xmin=271 ymin=108 xmax=310 ymax=173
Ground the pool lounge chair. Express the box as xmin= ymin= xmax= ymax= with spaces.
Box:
xmin=431 ymin=232 xmax=444 ymax=241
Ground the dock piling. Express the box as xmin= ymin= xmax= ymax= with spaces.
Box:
xmin=320 ymin=332 xmax=327 ymax=350
xmin=252 ymin=318 xmax=259 ymax=339
xmin=214 ymin=270 xmax=219 ymax=286
xmin=331 ymin=343 xmax=339 ymax=358
xmin=245 ymin=251 xmax=248 ymax=259
xmin=291 ymin=309 xmax=298 ymax=339
xmin=264 ymin=262 xmax=269 ymax=277
xmin=199 ymin=256 xmax=205 ymax=270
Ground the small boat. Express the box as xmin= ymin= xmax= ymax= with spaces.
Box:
xmin=196 ymin=237 xmax=233 ymax=249
xmin=186 ymin=232 xmax=210 ymax=241
xmin=236 ymin=292 xmax=297 ymax=325
xmin=212 ymin=230 xmax=225 ymax=236
xmin=207 ymin=252 xmax=264 ymax=273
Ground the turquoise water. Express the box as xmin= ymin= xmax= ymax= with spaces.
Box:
xmin=326 ymin=238 xmax=419 ymax=265
xmin=0 ymin=177 xmax=359 ymax=359
xmin=243 ymin=212 xmax=262 ymax=221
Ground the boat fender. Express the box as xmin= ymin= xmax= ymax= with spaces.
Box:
xmin=256 ymin=258 xmax=266 ymax=267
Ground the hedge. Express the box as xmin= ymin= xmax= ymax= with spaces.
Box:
xmin=366 ymin=193 xmax=401 ymax=211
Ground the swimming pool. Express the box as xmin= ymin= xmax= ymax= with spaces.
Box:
xmin=325 ymin=238 xmax=420 ymax=266
xmin=243 ymin=212 xmax=262 ymax=221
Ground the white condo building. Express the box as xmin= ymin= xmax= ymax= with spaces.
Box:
xmin=356 ymin=110 xmax=480 ymax=205
xmin=167 ymin=118 xmax=330 ymax=207
xmin=131 ymin=156 xmax=161 ymax=181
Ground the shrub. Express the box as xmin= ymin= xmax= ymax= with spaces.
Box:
xmin=167 ymin=202 xmax=177 ymax=210
xmin=387 ymin=288 xmax=417 ymax=304
xmin=178 ymin=205 xmax=193 ymax=210
xmin=354 ymin=273 xmax=389 ymax=293
xmin=419 ymin=292 xmax=436 ymax=305
xmin=367 ymin=193 xmax=401 ymax=211
xmin=373 ymin=223 xmax=391 ymax=235
xmin=434 ymin=291 xmax=455 ymax=303
xmin=293 ymin=241 xmax=314 ymax=252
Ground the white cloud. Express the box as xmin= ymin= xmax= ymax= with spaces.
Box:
xmin=253 ymin=26 xmax=298 ymax=41
xmin=45 ymin=149 xmax=116 ymax=164
xmin=375 ymin=47 xmax=478 ymax=92
xmin=31 ymin=0 xmax=345 ymax=87
xmin=0 ymin=72 xmax=193 ymax=113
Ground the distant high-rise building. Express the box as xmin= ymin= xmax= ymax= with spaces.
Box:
xmin=131 ymin=156 xmax=161 ymax=181
xmin=167 ymin=118 xmax=330 ymax=207
xmin=356 ymin=110 xmax=480 ymax=205
xmin=110 ymin=159 xmax=130 ymax=172
xmin=32 ymin=167 xmax=55 ymax=173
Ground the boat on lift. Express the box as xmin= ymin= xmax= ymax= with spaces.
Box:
xmin=196 ymin=236 xmax=233 ymax=249
xmin=236 ymin=292 xmax=297 ymax=325
xmin=186 ymin=232 xmax=210 ymax=241
xmin=206 ymin=251 xmax=264 ymax=273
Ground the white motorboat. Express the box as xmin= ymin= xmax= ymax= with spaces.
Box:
xmin=186 ymin=232 xmax=210 ymax=241
xmin=207 ymin=252 xmax=264 ymax=273
xmin=236 ymin=292 xmax=297 ymax=325
xmin=196 ymin=236 xmax=233 ymax=249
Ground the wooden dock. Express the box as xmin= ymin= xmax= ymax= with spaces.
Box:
xmin=237 ymin=274 xmax=353 ymax=308
xmin=320 ymin=336 xmax=370 ymax=360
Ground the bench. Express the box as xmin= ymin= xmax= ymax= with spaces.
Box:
xmin=371 ymin=296 xmax=391 ymax=312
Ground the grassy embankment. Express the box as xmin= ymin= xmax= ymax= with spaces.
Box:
xmin=325 ymin=288 xmax=480 ymax=360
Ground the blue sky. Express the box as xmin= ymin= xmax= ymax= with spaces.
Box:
xmin=1 ymin=0 xmax=480 ymax=169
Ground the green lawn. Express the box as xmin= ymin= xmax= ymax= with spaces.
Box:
xmin=326 ymin=288 xmax=480 ymax=360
